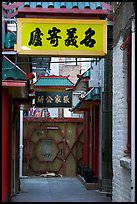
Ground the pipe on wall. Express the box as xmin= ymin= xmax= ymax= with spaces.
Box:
xmin=131 ymin=17 xmax=135 ymax=202
xmin=19 ymin=108 xmax=23 ymax=178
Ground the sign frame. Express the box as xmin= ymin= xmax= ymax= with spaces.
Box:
xmin=35 ymin=91 xmax=72 ymax=108
xmin=16 ymin=18 xmax=107 ymax=57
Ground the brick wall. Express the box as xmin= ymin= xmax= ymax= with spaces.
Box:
xmin=112 ymin=2 xmax=133 ymax=201
xmin=112 ymin=37 xmax=131 ymax=202
xmin=59 ymin=64 xmax=80 ymax=84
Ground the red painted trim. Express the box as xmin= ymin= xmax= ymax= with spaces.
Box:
xmin=101 ymin=2 xmax=113 ymax=11
xmin=26 ymin=73 xmax=35 ymax=80
xmin=25 ymin=14 xmax=103 ymax=20
xmin=120 ymin=35 xmax=131 ymax=50
xmin=92 ymin=106 xmax=99 ymax=177
xmin=92 ymin=107 xmax=95 ymax=172
xmin=73 ymin=108 xmax=89 ymax=112
xmin=77 ymin=74 xmax=83 ymax=79
xmin=2 ymin=3 xmax=109 ymax=19
xmin=8 ymin=94 xmax=12 ymax=198
xmin=18 ymin=7 xmax=109 ymax=17
xmin=85 ymin=111 xmax=90 ymax=167
xmin=2 ymin=2 xmax=24 ymax=10
xmin=77 ymin=69 xmax=90 ymax=79
xmin=2 ymin=88 xmax=9 ymax=202
xmin=82 ymin=112 xmax=90 ymax=167
xmin=2 ymin=80 xmax=27 ymax=87
xmin=76 ymin=122 xmax=78 ymax=166
xmin=26 ymin=123 xmax=30 ymax=175
xmin=94 ymin=106 xmax=99 ymax=177
xmin=2 ymin=2 xmax=24 ymax=18
xmin=2 ymin=48 xmax=15 ymax=51
xmin=7 ymin=29 xmax=16 ymax=35
xmin=81 ymin=101 xmax=100 ymax=107
xmin=37 ymin=75 xmax=71 ymax=79
xmin=2 ymin=9 xmax=18 ymax=18
xmin=82 ymin=113 xmax=87 ymax=166
xmin=24 ymin=117 xmax=84 ymax=123
xmin=81 ymin=78 xmax=90 ymax=82
xmin=107 ymin=14 xmax=113 ymax=21
xmin=34 ymin=86 xmax=74 ymax=90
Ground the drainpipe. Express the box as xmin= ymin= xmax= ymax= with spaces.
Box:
xmin=99 ymin=58 xmax=104 ymax=187
xmin=19 ymin=107 xmax=23 ymax=178
xmin=131 ymin=16 xmax=135 ymax=202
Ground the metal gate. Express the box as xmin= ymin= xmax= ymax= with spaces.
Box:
xmin=23 ymin=117 xmax=84 ymax=176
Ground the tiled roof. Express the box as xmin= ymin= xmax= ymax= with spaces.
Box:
xmin=2 ymin=57 xmax=26 ymax=80
xmin=84 ymin=87 xmax=100 ymax=101
xmin=22 ymin=2 xmax=104 ymax=9
xmin=71 ymin=87 xmax=100 ymax=112
xmin=4 ymin=31 xmax=16 ymax=49
xmin=34 ymin=75 xmax=74 ymax=87
xmin=2 ymin=2 xmax=112 ymax=19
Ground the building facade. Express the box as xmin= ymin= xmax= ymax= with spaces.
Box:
xmin=112 ymin=2 xmax=135 ymax=202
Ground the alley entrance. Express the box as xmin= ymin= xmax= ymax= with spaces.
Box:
xmin=23 ymin=117 xmax=84 ymax=176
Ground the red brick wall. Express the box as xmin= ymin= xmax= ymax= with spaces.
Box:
xmin=59 ymin=64 xmax=80 ymax=84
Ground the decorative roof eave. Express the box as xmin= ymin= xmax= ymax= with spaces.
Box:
xmin=34 ymin=75 xmax=74 ymax=88
xmin=2 ymin=56 xmax=35 ymax=100
xmin=74 ymin=68 xmax=90 ymax=90
xmin=2 ymin=2 xmax=112 ymax=11
xmin=71 ymin=99 xmax=100 ymax=113
xmin=2 ymin=2 xmax=24 ymax=18
xmin=17 ymin=7 xmax=109 ymax=19
xmin=3 ymin=55 xmax=26 ymax=74
xmin=79 ymin=87 xmax=101 ymax=101
xmin=75 ymin=77 xmax=90 ymax=84
xmin=3 ymin=55 xmax=35 ymax=81
xmin=2 ymin=2 xmax=24 ymax=10
xmin=2 ymin=2 xmax=113 ymax=20
xmin=34 ymin=86 xmax=74 ymax=90
xmin=70 ymin=87 xmax=100 ymax=113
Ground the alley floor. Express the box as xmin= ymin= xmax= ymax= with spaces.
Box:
xmin=11 ymin=176 xmax=112 ymax=202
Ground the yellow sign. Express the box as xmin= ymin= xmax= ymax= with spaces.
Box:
xmin=16 ymin=18 xmax=107 ymax=57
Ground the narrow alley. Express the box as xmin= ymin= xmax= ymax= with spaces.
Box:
xmin=12 ymin=176 xmax=112 ymax=202
xmin=2 ymin=2 xmax=135 ymax=203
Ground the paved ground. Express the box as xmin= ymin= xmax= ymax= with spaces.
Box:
xmin=12 ymin=176 xmax=112 ymax=202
